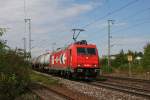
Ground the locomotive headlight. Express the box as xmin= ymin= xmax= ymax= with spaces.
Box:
xmin=77 ymin=64 xmax=81 ymax=67
xmin=93 ymin=64 xmax=97 ymax=67
xmin=84 ymin=64 xmax=90 ymax=67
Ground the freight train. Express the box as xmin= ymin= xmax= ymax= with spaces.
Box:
xmin=32 ymin=40 xmax=100 ymax=79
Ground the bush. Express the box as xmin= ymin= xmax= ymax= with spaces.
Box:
xmin=101 ymin=65 xmax=113 ymax=73
xmin=142 ymin=43 xmax=150 ymax=70
xmin=0 ymin=50 xmax=31 ymax=100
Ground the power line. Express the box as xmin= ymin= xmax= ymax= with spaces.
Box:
xmin=120 ymin=7 xmax=150 ymax=21
xmin=84 ymin=0 xmax=149 ymax=35
xmin=89 ymin=25 xmax=107 ymax=34
xmin=82 ymin=0 xmax=139 ymax=28
xmin=29 ymin=0 xmax=139 ymax=53
xmin=90 ymin=18 xmax=150 ymax=39
xmin=113 ymin=18 xmax=150 ymax=34
xmin=99 ymin=19 xmax=150 ymax=49
xmin=86 ymin=7 xmax=150 ymax=41
xmin=110 ymin=20 xmax=150 ymax=45
xmin=83 ymin=3 xmax=149 ymax=35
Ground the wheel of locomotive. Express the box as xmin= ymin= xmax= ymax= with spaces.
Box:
xmin=60 ymin=70 xmax=64 ymax=77
xmin=66 ymin=72 xmax=72 ymax=79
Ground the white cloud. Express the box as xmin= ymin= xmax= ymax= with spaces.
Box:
xmin=1 ymin=0 xmax=148 ymax=57
xmin=113 ymin=37 xmax=148 ymax=45
xmin=0 ymin=0 xmax=95 ymax=57
xmin=98 ymin=37 xmax=149 ymax=56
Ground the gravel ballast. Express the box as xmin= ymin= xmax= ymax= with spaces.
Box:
xmin=58 ymin=79 xmax=149 ymax=100
xmin=34 ymin=71 xmax=149 ymax=100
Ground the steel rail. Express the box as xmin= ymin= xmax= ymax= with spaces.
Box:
xmin=90 ymin=82 xmax=150 ymax=98
xmin=101 ymin=75 xmax=150 ymax=84
xmin=29 ymin=83 xmax=74 ymax=100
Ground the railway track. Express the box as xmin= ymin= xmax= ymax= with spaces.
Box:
xmin=33 ymin=70 xmax=150 ymax=99
xmin=29 ymin=83 xmax=74 ymax=100
xmin=101 ymin=75 xmax=150 ymax=83
xmin=90 ymin=80 xmax=150 ymax=98
xmin=31 ymin=70 xmax=96 ymax=100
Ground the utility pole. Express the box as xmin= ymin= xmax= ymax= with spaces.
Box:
xmin=107 ymin=20 xmax=114 ymax=67
xmin=23 ymin=37 xmax=26 ymax=57
xmin=25 ymin=18 xmax=31 ymax=58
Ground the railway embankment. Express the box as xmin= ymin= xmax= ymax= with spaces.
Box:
xmin=30 ymin=71 xmax=95 ymax=100
xmin=32 ymin=71 xmax=150 ymax=100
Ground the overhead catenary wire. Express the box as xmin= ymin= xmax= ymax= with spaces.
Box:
xmin=34 ymin=0 xmax=140 ymax=53
xmin=86 ymin=6 xmax=150 ymax=34
xmin=120 ymin=7 xmax=150 ymax=21
xmin=87 ymin=18 xmax=150 ymax=52
xmin=87 ymin=8 xmax=150 ymax=40
xmin=32 ymin=0 xmax=150 ymax=56
xmin=86 ymin=12 xmax=150 ymax=41
xmin=81 ymin=0 xmax=149 ymax=56
xmin=110 ymin=19 xmax=150 ymax=46
xmin=113 ymin=18 xmax=150 ymax=34
xmin=82 ymin=0 xmax=139 ymax=28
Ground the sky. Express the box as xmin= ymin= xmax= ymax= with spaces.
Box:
xmin=0 ymin=0 xmax=150 ymax=57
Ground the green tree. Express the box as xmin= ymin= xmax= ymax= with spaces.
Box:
xmin=0 ymin=33 xmax=31 ymax=100
xmin=111 ymin=49 xmax=128 ymax=67
xmin=143 ymin=43 xmax=150 ymax=70
xmin=101 ymin=57 xmax=107 ymax=66
xmin=0 ymin=30 xmax=6 ymax=53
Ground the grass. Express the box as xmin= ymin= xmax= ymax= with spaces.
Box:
xmin=15 ymin=91 xmax=40 ymax=100
xmin=97 ymin=76 xmax=107 ymax=81
xmin=15 ymin=71 xmax=59 ymax=100
xmin=30 ymin=71 xmax=59 ymax=85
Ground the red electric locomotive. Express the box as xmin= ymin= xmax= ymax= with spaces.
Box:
xmin=50 ymin=40 xmax=100 ymax=79
xmin=32 ymin=40 xmax=100 ymax=79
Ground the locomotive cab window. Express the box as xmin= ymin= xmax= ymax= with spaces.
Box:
xmin=87 ymin=48 xmax=96 ymax=55
xmin=77 ymin=47 xmax=86 ymax=54
xmin=77 ymin=47 xmax=96 ymax=55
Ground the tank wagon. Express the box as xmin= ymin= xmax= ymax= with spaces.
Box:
xmin=32 ymin=40 xmax=100 ymax=79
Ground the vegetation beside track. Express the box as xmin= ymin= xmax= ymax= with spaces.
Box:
xmin=30 ymin=71 xmax=59 ymax=85
xmin=0 ymin=51 xmax=31 ymax=100
xmin=0 ymin=50 xmax=57 ymax=99
xmin=101 ymin=43 xmax=150 ymax=76
xmin=15 ymin=91 xmax=40 ymax=100
xmin=0 ymin=32 xmax=42 ymax=100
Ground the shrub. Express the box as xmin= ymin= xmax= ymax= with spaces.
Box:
xmin=0 ymin=50 xmax=31 ymax=100
xmin=142 ymin=43 xmax=150 ymax=70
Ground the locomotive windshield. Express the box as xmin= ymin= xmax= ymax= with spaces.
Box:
xmin=77 ymin=47 xmax=96 ymax=55
xmin=77 ymin=48 xmax=86 ymax=54
xmin=87 ymin=48 xmax=96 ymax=55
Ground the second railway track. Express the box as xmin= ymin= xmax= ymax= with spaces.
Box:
xmin=89 ymin=76 xmax=150 ymax=99
xmin=32 ymin=70 xmax=150 ymax=99
xmin=29 ymin=83 xmax=74 ymax=100
xmin=101 ymin=75 xmax=150 ymax=84
xmin=90 ymin=82 xmax=150 ymax=98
